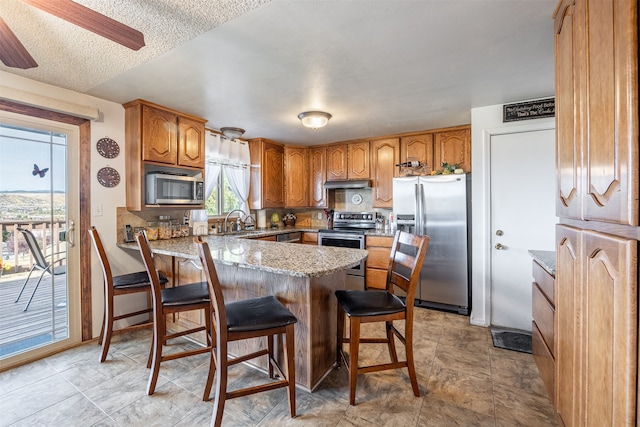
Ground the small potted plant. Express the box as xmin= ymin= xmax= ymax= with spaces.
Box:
xmin=283 ymin=212 xmax=297 ymax=226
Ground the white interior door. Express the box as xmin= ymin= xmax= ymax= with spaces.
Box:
xmin=490 ymin=129 xmax=556 ymax=331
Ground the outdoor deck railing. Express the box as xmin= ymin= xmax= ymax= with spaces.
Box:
xmin=0 ymin=220 xmax=67 ymax=276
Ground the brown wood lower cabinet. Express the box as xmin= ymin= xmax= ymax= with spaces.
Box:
xmin=365 ymin=235 xmax=393 ymax=290
xmin=302 ymin=232 xmax=318 ymax=245
xmin=555 ymin=225 xmax=638 ymax=426
xmin=531 ymin=260 xmax=555 ymax=403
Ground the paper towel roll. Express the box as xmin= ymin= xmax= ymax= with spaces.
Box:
xmin=257 ymin=210 xmax=267 ymax=228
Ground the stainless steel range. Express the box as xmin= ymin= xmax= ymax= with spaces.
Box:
xmin=318 ymin=211 xmax=377 ymax=290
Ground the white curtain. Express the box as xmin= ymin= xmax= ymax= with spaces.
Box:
xmin=223 ymin=138 xmax=251 ymax=215
xmin=191 ymin=132 xmax=250 ymax=222
xmin=191 ymin=133 xmax=222 ymax=223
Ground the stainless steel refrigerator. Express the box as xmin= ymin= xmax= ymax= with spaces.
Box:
xmin=392 ymin=174 xmax=470 ymax=315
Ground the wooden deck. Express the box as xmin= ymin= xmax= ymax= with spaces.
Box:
xmin=0 ymin=271 xmax=68 ymax=358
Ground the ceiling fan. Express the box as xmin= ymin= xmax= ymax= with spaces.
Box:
xmin=0 ymin=0 xmax=145 ymax=69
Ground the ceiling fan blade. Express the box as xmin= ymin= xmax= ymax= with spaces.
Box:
xmin=21 ymin=0 xmax=145 ymax=51
xmin=0 ymin=17 xmax=38 ymax=69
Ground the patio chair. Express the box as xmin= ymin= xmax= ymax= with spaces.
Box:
xmin=14 ymin=227 xmax=66 ymax=311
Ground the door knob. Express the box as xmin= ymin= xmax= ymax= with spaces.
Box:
xmin=495 ymin=243 xmax=505 ymax=250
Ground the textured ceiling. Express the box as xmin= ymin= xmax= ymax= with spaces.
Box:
xmin=0 ymin=0 xmax=270 ymax=91
xmin=1 ymin=0 xmax=557 ymax=145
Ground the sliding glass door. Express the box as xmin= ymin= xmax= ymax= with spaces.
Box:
xmin=0 ymin=111 xmax=81 ymax=366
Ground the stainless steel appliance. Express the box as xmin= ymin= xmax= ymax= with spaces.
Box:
xmin=392 ymin=174 xmax=470 ymax=315
xmin=277 ymin=231 xmax=302 ymax=243
xmin=318 ymin=211 xmax=376 ymax=290
xmin=146 ymin=172 xmax=204 ymax=205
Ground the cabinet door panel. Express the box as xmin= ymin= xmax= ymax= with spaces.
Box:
xmin=582 ymin=230 xmax=637 ymax=426
xmin=327 ymin=145 xmax=347 ymax=180
xmin=555 ymin=1 xmax=581 ymax=219
xmin=309 ymin=146 xmax=327 ymax=207
xmin=400 ymin=133 xmax=434 ymax=173
xmin=285 ymin=146 xmax=308 ymax=207
xmin=371 ymin=138 xmax=399 ymax=208
xmin=555 ymin=224 xmax=581 ymax=427
xmin=582 ymin=0 xmax=638 ymax=225
xmin=263 ymin=142 xmax=285 ymax=207
xmin=177 ymin=117 xmax=205 ymax=168
xmin=434 ymin=128 xmax=470 ymax=172
xmin=142 ymin=105 xmax=177 ymax=164
xmin=348 ymin=141 xmax=370 ymax=179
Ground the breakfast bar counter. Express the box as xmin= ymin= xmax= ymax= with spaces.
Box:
xmin=119 ymin=235 xmax=368 ymax=391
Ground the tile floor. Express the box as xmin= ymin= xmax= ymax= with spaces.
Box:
xmin=0 ymin=308 xmax=557 ymax=426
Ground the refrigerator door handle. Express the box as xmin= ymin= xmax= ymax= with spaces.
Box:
xmin=414 ymin=183 xmax=420 ymax=234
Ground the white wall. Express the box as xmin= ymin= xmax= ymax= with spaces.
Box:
xmin=469 ymin=101 xmax=555 ymax=327
xmin=1 ymin=71 xmax=145 ymax=338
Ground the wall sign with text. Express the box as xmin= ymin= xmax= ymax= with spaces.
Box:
xmin=503 ymin=98 xmax=555 ymax=122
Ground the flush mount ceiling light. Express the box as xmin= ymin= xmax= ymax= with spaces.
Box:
xmin=220 ymin=127 xmax=245 ymax=140
xmin=297 ymin=111 xmax=332 ymax=129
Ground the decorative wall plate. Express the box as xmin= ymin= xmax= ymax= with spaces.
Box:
xmin=97 ymin=166 xmax=120 ymax=187
xmin=96 ymin=137 xmax=120 ymax=159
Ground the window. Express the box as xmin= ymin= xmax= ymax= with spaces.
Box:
xmin=205 ymin=168 xmax=240 ymax=216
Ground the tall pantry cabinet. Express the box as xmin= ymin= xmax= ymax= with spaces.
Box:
xmin=553 ymin=0 xmax=638 ymax=426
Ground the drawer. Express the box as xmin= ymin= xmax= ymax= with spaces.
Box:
xmin=532 ymin=282 xmax=555 ymax=355
xmin=533 ymin=260 xmax=555 ymax=305
xmin=366 ymin=235 xmax=393 ymax=248
xmin=365 ymin=268 xmax=387 ymax=290
xmin=532 ymin=321 xmax=555 ymax=403
xmin=366 ymin=246 xmax=391 ymax=269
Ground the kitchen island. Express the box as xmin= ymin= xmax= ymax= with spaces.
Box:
xmin=119 ymin=234 xmax=368 ymax=391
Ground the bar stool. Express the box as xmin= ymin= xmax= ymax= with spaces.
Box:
xmin=335 ymin=230 xmax=429 ymax=405
xmin=136 ymin=231 xmax=213 ymax=397
xmin=195 ymin=237 xmax=298 ymax=427
xmin=89 ymin=226 xmax=168 ymax=363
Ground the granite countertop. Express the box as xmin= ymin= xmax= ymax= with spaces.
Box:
xmin=529 ymin=250 xmax=556 ymax=276
xmin=118 ymin=234 xmax=368 ymax=278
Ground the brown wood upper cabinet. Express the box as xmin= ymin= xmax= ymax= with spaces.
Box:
xmin=124 ymin=99 xmax=207 ymax=210
xmin=284 ymin=146 xmax=309 ymax=208
xmin=400 ymin=133 xmax=434 ymax=173
xmin=327 ymin=141 xmax=370 ymax=181
xmin=434 ymin=127 xmax=471 ymax=173
xmin=555 ymin=0 xmax=637 ymax=225
xmin=371 ymin=138 xmax=399 ymax=208
xmin=399 ymin=126 xmax=471 ymax=174
xmin=248 ymin=138 xmax=285 ymax=209
xmin=309 ymin=146 xmax=327 ymax=207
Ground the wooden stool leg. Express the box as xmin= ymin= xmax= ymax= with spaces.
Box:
xmin=147 ymin=314 xmax=164 ymax=395
xmin=99 ymin=301 xmax=114 ymax=362
xmin=284 ymin=324 xmax=296 ymax=418
xmin=405 ymin=322 xmax=419 ymax=397
xmin=386 ymin=320 xmax=398 ymax=363
xmin=211 ymin=341 xmax=228 ymax=427
xmin=203 ymin=305 xmax=215 ymax=401
xmin=267 ymin=334 xmax=275 ymax=379
xmin=348 ymin=316 xmax=360 ymax=406
xmin=336 ymin=304 xmax=345 ymax=366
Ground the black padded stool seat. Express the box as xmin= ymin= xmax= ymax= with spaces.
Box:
xmin=113 ymin=270 xmax=168 ymax=289
xmin=161 ymin=281 xmax=209 ymax=306
xmin=226 ymin=295 xmax=298 ymax=333
xmin=335 ymin=290 xmax=405 ymax=317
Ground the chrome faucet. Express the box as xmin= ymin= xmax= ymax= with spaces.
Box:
xmin=223 ymin=209 xmax=248 ymax=233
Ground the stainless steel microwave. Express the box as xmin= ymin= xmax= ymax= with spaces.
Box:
xmin=146 ymin=173 xmax=204 ymax=205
